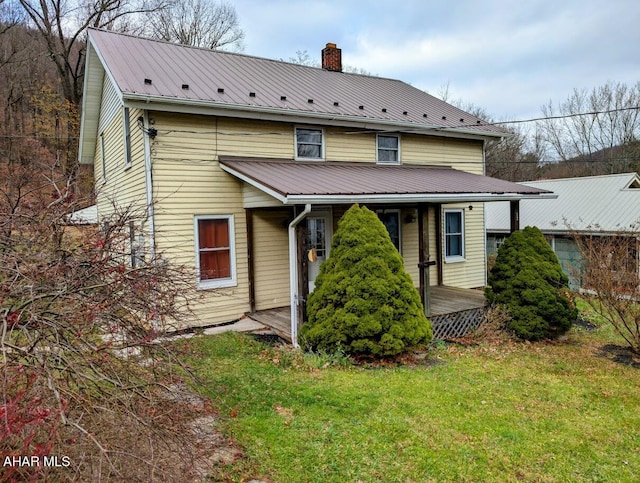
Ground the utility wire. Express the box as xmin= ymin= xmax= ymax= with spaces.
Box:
xmin=466 ymin=106 xmax=640 ymax=129
xmin=1 ymin=105 xmax=639 ymax=139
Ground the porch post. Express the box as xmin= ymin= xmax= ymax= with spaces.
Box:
xmin=246 ymin=209 xmax=255 ymax=313
xmin=510 ymin=200 xmax=520 ymax=233
xmin=288 ymin=204 xmax=311 ymax=347
xmin=418 ymin=204 xmax=432 ymax=317
xmin=435 ymin=204 xmax=443 ymax=285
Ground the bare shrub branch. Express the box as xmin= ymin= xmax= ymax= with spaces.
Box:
xmin=0 ymin=181 xmax=219 ymax=479
xmin=571 ymin=224 xmax=640 ymax=353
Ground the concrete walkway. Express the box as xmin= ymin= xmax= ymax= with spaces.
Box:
xmin=167 ymin=316 xmax=272 ymax=341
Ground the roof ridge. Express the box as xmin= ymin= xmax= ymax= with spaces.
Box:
xmin=526 ymin=172 xmax=639 ymax=183
xmin=87 ymin=27 xmax=401 ymax=83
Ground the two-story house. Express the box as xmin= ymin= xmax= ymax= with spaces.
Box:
xmin=78 ymin=29 xmax=552 ymax=344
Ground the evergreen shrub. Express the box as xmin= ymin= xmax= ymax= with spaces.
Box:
xmin=485 ymin=226 xmax=577 ymax=340
xmin=299 ymin=204 xmax=432 ymax=357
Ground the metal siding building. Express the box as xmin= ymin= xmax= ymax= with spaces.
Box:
xmin=486 ymin=173 xmax=640 ymax=289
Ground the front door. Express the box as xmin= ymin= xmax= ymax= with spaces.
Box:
xmin=306 ymin=210 xmax=332 ymax=293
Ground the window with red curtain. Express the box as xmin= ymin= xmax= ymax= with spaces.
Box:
xmin=198 ymin=218 xmax=231 ymax=280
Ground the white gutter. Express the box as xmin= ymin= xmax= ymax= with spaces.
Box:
xmin=482 ymin=139 xmax=488 ymax=286
xmin=284 ymin=193 xmax=558 ymax=204
xmin=288 ymin=204 xmax=312 ymax=348
xmin=218 ymin=164 xmax=557 ymax=205
xmin=142 ymin=111 xmax=156 ymax=260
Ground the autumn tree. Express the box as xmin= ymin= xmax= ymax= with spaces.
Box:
xmin=484 ymin=122 xmax=545 ymax=182
xmin=540 ymin=81 xmax=640 ymax=176
xmin=17 ymin=0 xmax=167 ymax=105
xmin=143 ymin=0 xmax=245 ymax=50
xmin=0 ymin=22 xmax=81 ymax=233
xmin=436 ymin=83 xmax=543 ymax=182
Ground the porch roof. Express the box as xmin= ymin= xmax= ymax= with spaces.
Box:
xmin=218 ymin=156 xmax=555 ymax=204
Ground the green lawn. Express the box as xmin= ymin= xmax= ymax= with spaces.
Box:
xmin=183 ymin=315 xmax=640 ymax=482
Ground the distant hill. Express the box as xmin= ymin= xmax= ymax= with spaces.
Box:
xmin=539 ymin=141 xmax=640 ymax=180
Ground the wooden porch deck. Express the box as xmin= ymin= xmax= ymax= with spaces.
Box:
xmin=247 ymin=286 xmax=486 ymax=343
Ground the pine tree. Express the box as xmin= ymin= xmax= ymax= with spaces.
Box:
xmin=486 ymin=226 xmax=577 ymax=340
xmin=300 ymin=204 xmax=432 ymax=357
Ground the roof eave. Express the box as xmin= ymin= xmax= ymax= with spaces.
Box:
xmin=123 ymin=93 xmax=505 ymax=140
xmin=78 ymin=43 xmax=103 ymax=165
xmin=219 ymin=163 xmax=556 ymax=205
xmin=284 ymin=193 xmax=557 ymax=205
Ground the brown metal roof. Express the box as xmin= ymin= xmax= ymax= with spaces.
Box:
xmin=88 ymin=28 xmax=507 ymax=137
xmin=218 ymin=156 xmax=553 ymax=204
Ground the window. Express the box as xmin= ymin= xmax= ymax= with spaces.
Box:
xmin=129 ymin=221 xmax=145 ymax=268
xmin=100 ymin=133 xmax=107 ymax=183
xmin=377 ymin=210 xmax=401 ymax=251
xmin=195 ymin=215 xmax=236 ymax=288
xmin=445 ymin=209 xmax=464 ymax=261
xmin=377 ymin=135 xmax=400 ymax=164
xmin=123 ymin=107 xmax=132 ymax=168
xmin=295 ymin=128 xmax=324 ymax=159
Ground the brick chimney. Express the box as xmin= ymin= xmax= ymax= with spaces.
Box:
xmin=322 ymin=43 xmax=342 ymax=72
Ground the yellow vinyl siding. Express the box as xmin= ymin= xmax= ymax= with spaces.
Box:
xmin=400 ymin=208 xmax=419 ymax=287
xmin=95 ymin=107 xmax=147 ymax=216
xmin=252 ymin=210 xmax=291 ymax=310
xmin=428 ymin=206 xmax=438 ymax=286
xmin=403 ymin=135 xmax=484 ymax=174
xmin=325 ymin=128 xmax=372 ymax=161
xmin=98 ymin=75 xmax=120 ymax=133
xmin=243 ymin=184 xmax=283 ymax=208
xmin=216 ymin=118 xmax=293 ymax=158
xmin=150 ymin=113 xmax=250 ymax=327
xmin=96 ymin=109 xmax=491 ymax=328
xmin=441 ymin=203 xmax=485 ymax=288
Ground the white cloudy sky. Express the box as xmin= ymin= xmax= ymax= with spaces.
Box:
xmin=232 ymin=0 xmax=640 ymax=121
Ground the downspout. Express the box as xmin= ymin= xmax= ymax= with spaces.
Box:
xmin=142 ymin=111 xmax=158 ymax=332
xmin=482 ymin=139 xmax=488 ymax=286
xmin=142 ymin=111 xmax=156 ymax=260
xmin=289 ymin=204 xmax=312 ymax=348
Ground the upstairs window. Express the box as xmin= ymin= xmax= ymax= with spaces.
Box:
xmin=195 ymin=215 xmax=236 ymax=288
xmin=377 ymin=134 xmax=400 ymax=164
xmin=295 ymin=128 xmax=324 ymax=159
xmin=445 ymin=209 xmax=464 ymax=261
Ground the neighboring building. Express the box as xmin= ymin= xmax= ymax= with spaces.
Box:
xmin=67 ymin=204 xmax=98 ymax=225
xmin=486 ymin=173 xmax=640 ymax=289
xmin=78 ymin=29 xmax=552 ymax=343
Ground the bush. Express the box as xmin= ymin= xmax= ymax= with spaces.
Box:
xmin=485 ymin=226 xmax=577 ymax=340
xmin=299 ymin=204 xmax=432 ymax=357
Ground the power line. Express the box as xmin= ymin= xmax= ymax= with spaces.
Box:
xmin=0 ymin=106 xmax=639 ymax=140
xmin=453 ymin=106 xmax=640 ymax=130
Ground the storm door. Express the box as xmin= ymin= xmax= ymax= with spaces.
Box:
xmin=306 ymin=210 xmax=332 ymax=293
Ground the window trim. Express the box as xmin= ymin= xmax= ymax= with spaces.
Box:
xmin=376 ymin=134 xmax=401 ymax=164
xmin=294 ymin=126 xmax=325 ymax=160
xmin=194 ymin=214 xmax=237 ymax=289
xmin=444 ymin=209 xmax=465 ymax=262
xmin=123 ymin=107 xmax=132 ymax=169
xmin=376 ymin=209 xmax=402 ymax=253
xmin=99 ymin=132 xmax=107 ymax=184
